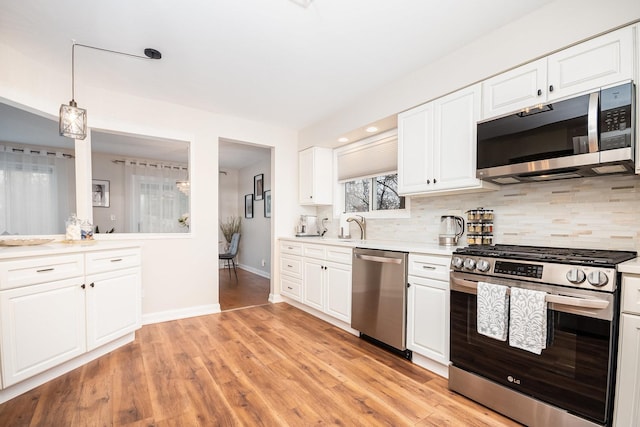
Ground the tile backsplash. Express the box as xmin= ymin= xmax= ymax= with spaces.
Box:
xmin=319 ymin=174 xmax=640 ymax=251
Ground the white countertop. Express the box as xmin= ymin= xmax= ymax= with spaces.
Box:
xmin=0 ymin=240 xmax=141 ymax=260
xmin=280 ymin=236 xmax=456 ymax=256
xmin=618 ymin=258 xmax=640 ymax=275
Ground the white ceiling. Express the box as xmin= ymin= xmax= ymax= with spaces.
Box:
xmin=0 ymin=0 xmax=552 ymax=131
xmin=218 ymin=138 xmax=270 ymax=171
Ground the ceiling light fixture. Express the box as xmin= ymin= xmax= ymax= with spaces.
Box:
xmin=338 ymin=137 xmax=349 ymax=143
xmin=365 ymin=126 xmax=378 ymax=133
xmin=59 ymin=42 xmax=162 ymax=140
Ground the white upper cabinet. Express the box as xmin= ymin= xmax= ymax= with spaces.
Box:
xmin=299 ymin=147 xmax=333 ymax=205
xmin=482 ymin=26 xmax=634 ymax=120
xmin=635 ymin=23 xmax=640 ymax=175
xmin=547 ymin=26 xmax=633 ymax=101
xmin=398 ymin=84 xmax=496 ymax=196
xmin=482 ymin=59 xmax=547 ymax=119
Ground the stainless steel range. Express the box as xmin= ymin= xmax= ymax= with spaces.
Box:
xmin=449 ymin=244 xmax=636 ymax=427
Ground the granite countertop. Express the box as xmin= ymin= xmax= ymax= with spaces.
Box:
xmin=280 ymin=236 xmax=457 ymax=256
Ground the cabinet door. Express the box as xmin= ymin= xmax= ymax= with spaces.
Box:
xmin=547 ymin=26 xmax=633 ymax=101
xmin=433 ymin=84 xmax=483 ymax=191
xmin=303 ymin=259 xmax=324 ymax=311
xmin=614 ymin=314 xmax=640 ymax=427
xmin=481 ymin=59 xmax=547 ymax=119
xmin=280 ymin=275 xmax=302 ymax=301
xmin=85 ymin=268 xmax=141 ymax=351
xmin=0 ymin=278 xmax=86 ymax=387
xmin=325 ymin=261 xmax=351 ymax=323
xmin=406 ymin=276 xmax=449 ymax=365
xmin=299 ymin=147 xmax=333 ymax=205
xmin=398 ymin=102 xmax=434 ymax=195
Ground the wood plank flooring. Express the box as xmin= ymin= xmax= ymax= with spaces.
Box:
xmin=219 ymin=268 xmax=270 ymax=311
xmin=0 ymin=303 xmax=521 ymax=426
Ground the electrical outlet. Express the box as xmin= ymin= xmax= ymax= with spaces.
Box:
xmin=110 ymin=214 xmax=116 ymax=221
xmin=261 ymin=259 xmax=266 ymax=267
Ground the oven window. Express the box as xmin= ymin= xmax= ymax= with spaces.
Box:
xmin=450 ymin=290 xmax=613 ymax=424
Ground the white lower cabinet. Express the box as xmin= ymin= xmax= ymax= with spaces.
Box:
xmin=0 ymin=245 xmax=141 ymax=391
xmin=280 ymin=240 xmax=352 ymax=324
xmin=0 ymin=277 xmax=86 ymax=387
xmin=614 ymin=274 xmax=640 ymax=426
xmin=406 ymin=253 xmax=451 ymax=374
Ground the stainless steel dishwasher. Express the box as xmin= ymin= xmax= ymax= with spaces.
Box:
xmin=351 ymin=247 xmax=411 ymax=359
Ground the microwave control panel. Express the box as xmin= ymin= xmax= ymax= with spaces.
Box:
xmin=600 ymin=83 xmax=633 ymax=150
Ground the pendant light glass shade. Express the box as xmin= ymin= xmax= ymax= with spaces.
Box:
xmin=176 ymin=180 xmax=190 ymax=195
xmin=59 ymin=100 xmax=87 ymax=140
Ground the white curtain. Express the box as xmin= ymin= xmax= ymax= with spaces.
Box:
xmin=0 ymin=145 xmax=75 ymax=235
xmin=123 ymin=160 xmax=189 ymax=233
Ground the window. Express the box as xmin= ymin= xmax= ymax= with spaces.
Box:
xmin=344 ymin=174 xmax=405 ymax=213
xmin=335 ymin=130 xmax=409 ymax=218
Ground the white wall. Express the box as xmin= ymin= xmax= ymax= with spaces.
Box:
xmin=299 ymin=0 xmax=640 ymax=148
xmin=91 ymin=152 xmax=125 ymax=233
xmin=237 ymin=156 xmax=271 ymax=276
xmin=0 ymin=40 xmax=300 ymax=322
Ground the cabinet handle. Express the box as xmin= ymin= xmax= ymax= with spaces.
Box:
xmin=433 ymin=178 xmax=437 ymax=184
xmin=90 ymin=282 xmax=95 ymax=288
xmin=549 ymin=85 xmax=554 ymax=92
xmin=422 ymin=265 xmax=437 ymax=270
xmin=287 ymin=264 xmax=293 ymax=268
xmin=287 ymin=286 xmax=293 ymax=290
xmin=110 ymin=258 xmax=123 ymax=262
xmin=37 ymin=268 xmax=54 ymax=273
xmin=81 ymin=284 xmax=86 ymax=289
xmin=407 ymin=283 xmax=411 ymax=288
xmin=426 ymin=179 xmax=431 ymax=184
xmin=288 ymin=246 xmax=293 ymax=249
xmin=537 ymin=89 xmax=542 ymax=96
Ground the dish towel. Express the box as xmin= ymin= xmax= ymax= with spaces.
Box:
xmin=509 ymin=287 xmax=548 ymax=354
xmin=476 ymin=282 xmax=509 ymax=341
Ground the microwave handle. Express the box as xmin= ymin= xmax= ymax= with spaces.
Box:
xmin=587 ymin=92 xmax=599 ymax=153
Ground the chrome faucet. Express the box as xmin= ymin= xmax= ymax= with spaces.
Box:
xmin=346 ymin=215 xmax=366 ymax=240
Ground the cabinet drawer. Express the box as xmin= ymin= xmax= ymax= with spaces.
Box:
xmin=280 ymin=241 xmax=303 ymax=256
xmin=408 ymin=253 xmax=451 ymax=281
xmin=303 ymin=243 xmax=327 ymax=260
xmin=281 ymin=275 xmax=302 ymax=301
xmin=280 ymin=255 xmax=302 ymax=279
xmin=622 ymin=275 xmax=640 ymax=315
xmin=0 ymin=254 xmax=84 ymax=290
xmin=326 ymin=246 xmax=352 ymax=264
xmin=85 ymin=249 xmax=140 ymax=275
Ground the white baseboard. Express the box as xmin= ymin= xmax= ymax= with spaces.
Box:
xmin=281 ymin=298 xmax=359 ymax=336
xmin=269 ymin=293 xmax=285 ymax=303
xmin=218 ymin=263 xmax=271 ymax=280
xmin=142 ymin=304 xmax=220 ymax=325
xmin=411 ymin=353 xmax=449 ymax=378
xmin=0 ymin=333 xmax=135 ymax=404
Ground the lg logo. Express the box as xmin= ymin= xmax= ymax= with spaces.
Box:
xmin=507 ymin=375 xmax=521 ymax=385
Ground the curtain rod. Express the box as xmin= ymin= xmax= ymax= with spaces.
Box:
xmin=111 ymin=159 xmax=187 ymax=171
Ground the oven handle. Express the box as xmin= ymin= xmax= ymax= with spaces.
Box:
xmin=451 ymin=276 xmax=610 ymax=309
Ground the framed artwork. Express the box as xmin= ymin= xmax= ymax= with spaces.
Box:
xmin=254 ymin=174 xmax=264 ymax=200
xmin=264 ymin=190 xmax=271 ymax=218
xmin=244 ymin=194 xmax=254 ymax=219
xmin=92 ymin=179 xmax=110 ymax=207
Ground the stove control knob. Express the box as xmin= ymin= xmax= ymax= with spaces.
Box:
xmin=451 ymin=257 xmax=464 ymax=269
xmin=587 ymin=271 xmax=609 ymax=287
xmin=476 ymin=259 xmax=491 ymax=272
xmin=463 ymin=258 xmax=476 ymax=271
xmin=566 ymin=268 xmax=586 ymax=284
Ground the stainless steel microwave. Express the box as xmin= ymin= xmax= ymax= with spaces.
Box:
xmin=476 ymin=82 xmax=635 ymax=184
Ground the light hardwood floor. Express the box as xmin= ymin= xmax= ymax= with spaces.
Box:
xmin=219 ymin=268 xmax=270 ymax=311
xmin=0 ymin=303 xmax=521 ymax=426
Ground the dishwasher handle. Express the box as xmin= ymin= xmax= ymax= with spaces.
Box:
xmin=354 ymin=253 xmax=403 ymax=264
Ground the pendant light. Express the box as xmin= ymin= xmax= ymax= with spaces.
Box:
xmin=59 ymin=42 xmax=162 ymax=140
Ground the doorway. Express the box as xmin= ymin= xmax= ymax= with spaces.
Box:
xmin=218 ymin=138 xmax=272 ymax=311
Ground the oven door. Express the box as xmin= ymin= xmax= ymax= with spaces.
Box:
xmin=450 ymin=273 xmax=618 ymax=425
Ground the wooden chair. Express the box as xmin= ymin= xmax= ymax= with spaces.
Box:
xmin=219 ymin=233 xmax=240 ymax=279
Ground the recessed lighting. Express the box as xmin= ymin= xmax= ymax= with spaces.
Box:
xmin=338 ymin=137 xmax=349 ymax=143
xmin=365 ymin=126 xmax=378 ymax=133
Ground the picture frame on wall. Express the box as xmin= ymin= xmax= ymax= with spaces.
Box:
xmin=245 ymin=194 xmax=254 ymax=219
xmin=254 ymin=174 xmax=264 ymax=200
xmin=264 ymin=190 xmax=271 ymax=218
xmin=92 ymin=179 xmax=110 ymax=208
